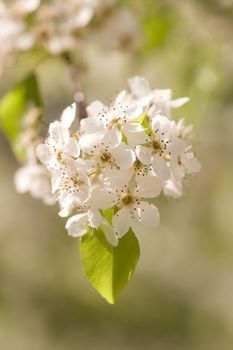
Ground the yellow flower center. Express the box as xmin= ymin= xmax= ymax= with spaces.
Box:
xmin=100 ymin=152 xmax=111 ymax=162
xmin=121 ymin=194 xmax=133 ymax=206
xmin=56 ymin=150 xmax=62 ymax=161
xmin=153 ymin=140 xmax=161 ymax=150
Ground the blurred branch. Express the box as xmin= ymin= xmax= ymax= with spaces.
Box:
xmin=62 ymin=53 xmax=87 ymax=120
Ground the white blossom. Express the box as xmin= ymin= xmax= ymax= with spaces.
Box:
xmin=80 ymin=98 xmax=144 ymax=146
xmin=36 ymin=103 xmax=91 ymax=217
xmin=34 ymin=77 xmax=200 ymax=244
xmin=91 ymin=174 xmax=161 ymax=237
xmin=66 ymin=206 xmax=102 ymax=237
xmin=36 ymin=103 xmax=79 ymax=172
xmin=128 ymin=76 xmax=189 ymax=117
xmin=135 ymin=115 xmax=187 ymax=181
xmin=0 ymin=0 xmax=117 ymax=72
xmin=14 ymin=107 xmax=55 ymax=205
xmin=14 ymin=164 xmax=55 ymax=205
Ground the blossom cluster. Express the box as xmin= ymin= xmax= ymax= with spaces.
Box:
xmin=14 ymin=107 xmax=56 ymax=205
xmin=34 ymin=76 xmax=200 ymax=244
xmin=0 ymin=0 xmax=116 ymax=73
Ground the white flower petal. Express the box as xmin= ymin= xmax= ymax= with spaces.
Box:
xmin=154 ymin=89 xmax=172 ymax=102
xmin=181 ymin=153 xmax=201 ymax=174
xmin=75 ymin=158 xmax=95 ymax=172
xmin=114 ymin=90 xmax=129 ymax=105
xmin=47 ymin=35 xmax=75 ymax=55
xmin=91 ymin=187 xmax=118 ymax=209
xmin=163 ymin=178 xmax=183 ymax=198
xmin=138 ymin=94 xmax=154 ymax=107
xmin=30 ymin=175 xmax=50 ymax=198
xmin=101 ymin=221 xmax=119 ymax=246
xmin=64 ymin=138 xmax=80 ymax=158
xmin=127 ymin=105 xmax=144 ymax=119
xmin=12 ymin=0 xmax=40 ymax=14
xmin=51 ymin=173 xmax=61 ymax=193
xmin=152 ymin=155 xmax=170 ymax=181
xmin=130 ymin=219 xmax=155 ymax=236
xmin=16 ymin=32 xmax=35 ymax=50
xmin=168 ymin=138 xmax=187 ymax=156
xmin=86 ymin=100 xmax=106 ymax=118
xmin=14 ymin=166 xmax=30 ymax=193
xmin=88 ymin=207 xmax=103 ymax=228
xmin=170 ymin=158 xmax=184 ymax=181
xmin=124 ymin=123 xmax=145 ymax=133
xmin=14 ymin=164 xmax=54 ymax=203
xmin=134 ymin=201 xmax=160 ymax=228
xmin=65 ymin=213 xmax=89 ymax=237
xmin=126 ymin=131 xmax=149 ymax=148
xmin=112 ymin=207 xmax=131 ymax=238
xmin=102 ymin=126 xmax=122 ymax=149
xmin=111 ymin=142 xmax=135 ymax=169
xmin=135 ymin=145 xmax=152 ymax=165
xmin=59 ymin=207 xmax=71 ymax=218
xmin=80 ymin=115 xmax=105 ymax=133
xmin=49 ymin=121 xmax=69 ymax=145
xmin=103 ymin=168 xmax=133 ymax=190
xmin=36 ymin=144 xmax=52 ymax=165
xmin=151 ymin=114 xmax=170 ymax=133
xmin=75 ymin=187 xmax=90 ymax=203
xmin=128 ymin=76 xmax=150 ymax=97
xmin=136 ymin=175 xmax=162 ymax=198
xmin=170 ymin=97 xmax=189 ymax=108
xmin=79 ymin=133 xmax=104 ymax=153
xmin=73 ymin=6 xmax=94 ymax=28
xmin=58 ymin=194 xmax=74 ymax=217
xmin=61 ymin=103 xmax=76 ymax=128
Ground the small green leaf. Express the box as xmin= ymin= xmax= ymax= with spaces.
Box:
xmin=131 ymin=112 xmax=147 ymax=124
xmin=121 ymin=131 xmax=128 ymax=144
xmin=141 ymin=114 xmax=153 ymax=135
xmin=100 ymin=208 xmax=114 ymax=224
xmin=80 ymin=228 xmax=140 ymax=304
xmin=131 ymin=113 xmax=153 ymax=135
xmin=0 ymin=73 xmax=43 ymax=160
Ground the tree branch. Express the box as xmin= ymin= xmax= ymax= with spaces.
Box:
xmin=63 ymin=53 xmax=87 ymax=120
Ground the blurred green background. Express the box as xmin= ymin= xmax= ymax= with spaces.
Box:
xmin=1 ymin=0 xmax=233 ymax=349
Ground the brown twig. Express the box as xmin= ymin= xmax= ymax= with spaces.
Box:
xmin=63 ymin=53 xmax=87 ymax=120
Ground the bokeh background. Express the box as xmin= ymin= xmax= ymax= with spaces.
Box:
xmin=1 ymin=0 xmax=233 ymax=349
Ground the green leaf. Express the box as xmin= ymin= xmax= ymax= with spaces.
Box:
xmin=121 ymin=131 xmax=128 ymax=144
xmin=142 ymin=5 xmax=178 ymax=52
xmin=100 ymin=208 xmax=114 ymax=224
xmin=80 ymin=228 xmax=140 ymax=304
xmin=131 ymin=112 xmax=147 ymax=124
xmin=141 ymin=114 xmax=153 ymax=134
xmin=0 ymin=73 xmax=43 ymax=160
